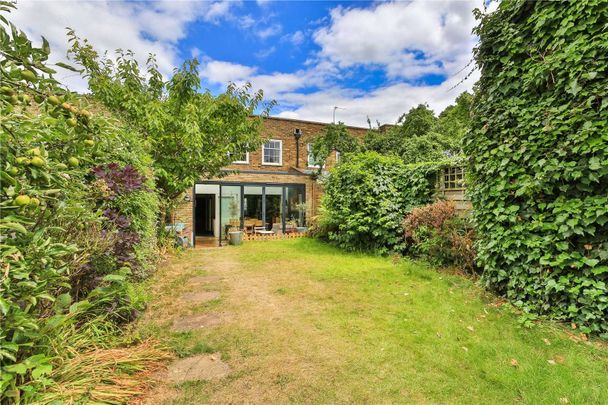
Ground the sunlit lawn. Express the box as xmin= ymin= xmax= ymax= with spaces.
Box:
xmin=140 ymin=239 xmax=608 ymax=404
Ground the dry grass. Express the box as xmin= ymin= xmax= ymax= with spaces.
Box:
xmin=32 ymin=340 xmax=173 ymax=405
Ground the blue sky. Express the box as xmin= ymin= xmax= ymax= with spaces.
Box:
xmin=12 ymin=0 xmax=490 ymax=126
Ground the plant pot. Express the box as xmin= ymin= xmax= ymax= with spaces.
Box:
xmin=228 ymin=231 xmax=243 ymax=246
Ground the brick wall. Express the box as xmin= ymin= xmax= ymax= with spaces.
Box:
xmin=225 ymin=116 xmax=368 ymax=172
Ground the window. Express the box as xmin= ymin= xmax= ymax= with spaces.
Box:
xmin=443 ymin=166 xmax=465 ymax=190
xmin=262 ymin=140 xmax=282 ymax=165
xmin=229 ymin=151 xmax=249 ymax=164
xmin=335 ymin=150 xmax=341 ymax=163
xmin=307 ymin=143 xmax=319 ymax=168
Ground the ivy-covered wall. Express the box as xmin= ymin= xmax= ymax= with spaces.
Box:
xmin=465 ymin=0 xmax=608 ymax=334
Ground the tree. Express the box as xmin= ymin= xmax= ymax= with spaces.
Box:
xmin=67 ymin=33 xmax=273 ymax=213
xmin=365 ymin=96 xmax=472 ymax=164
xmin=436 ymin=91 xmax=473 ymax=140
xmin=310 ymin=122 xmax=359 ymax=171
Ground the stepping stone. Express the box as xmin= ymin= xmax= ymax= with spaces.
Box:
xmin=189 ymin=275 xmax=223 ymax=284
xmin=166 ymin=353 xmax=230 ymax=383
xmin=179 ymin=291 xmax=220 ymax=303
xmin=172 ymin=313 xmax=221 ymax=332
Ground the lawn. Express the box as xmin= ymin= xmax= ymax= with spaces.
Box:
xmin=137 ymin=238 xmax=608 ymax=404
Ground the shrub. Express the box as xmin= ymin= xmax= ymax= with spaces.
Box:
xmin=404 ymin=201 xmax=476 ymax=273
xmin=319 ymin=152 xmax=455 ymax=253
xmin=466 ymin=1 xmax=608 ymax=334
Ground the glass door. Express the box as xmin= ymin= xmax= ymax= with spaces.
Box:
xmin=243 ymin=186 xmax=263 ymax=235
xmin=286 ymin=185 xmax=306 ymax=232
xmin=265 ymin=186 xmax=283 ymax=233
xmin=220 ymin=185 xmax=241 ymax=240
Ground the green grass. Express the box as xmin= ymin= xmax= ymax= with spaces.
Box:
xmin=139 ymin=238 xmax=608 ymax=404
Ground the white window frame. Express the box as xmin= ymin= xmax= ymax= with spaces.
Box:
xmin=232 ymin=151 xmax=249 ymax=164
xmin=262 ymin=139 xmax=282 ymax=166
xmin=307 ymin=143 xmax=319 ymax=168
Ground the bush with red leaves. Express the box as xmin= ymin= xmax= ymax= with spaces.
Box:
xmin=404 ymin=200 xmax=477 ymax=273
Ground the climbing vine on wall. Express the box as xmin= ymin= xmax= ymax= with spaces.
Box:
xmin=465 ymin=0 xmax=608 ymax=335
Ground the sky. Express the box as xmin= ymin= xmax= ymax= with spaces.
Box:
xmin=10 ymin=0 xmax=497 ymax=127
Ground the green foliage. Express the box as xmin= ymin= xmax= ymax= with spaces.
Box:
xmin=318 ymin=152 xmax=453 ymax=253
xmin=67 ymin=33 xmax=273 ymax=208
xmin=436 ymin=92 xmax=473 ymax=140
xmin=365 ymin=96 xmax=471 ymax=164
xmin=466 ymin=0 xmax=608 ymax=335
xmin=309 ymin=122 xmax=359 ymax=170
xmin=0 ymin=4 xmax=159 ymax=399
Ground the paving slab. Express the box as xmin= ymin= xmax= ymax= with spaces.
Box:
xmin=179 ymin=291 xmax=220 ymax=303
xmin=166 ymin=353 xmax=230 ymax=383
xmin=172 ymin=313 xmax=221 ymax=332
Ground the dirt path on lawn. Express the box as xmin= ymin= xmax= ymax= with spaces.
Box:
xmin=139 ymin=245 xmax=353 ymax=404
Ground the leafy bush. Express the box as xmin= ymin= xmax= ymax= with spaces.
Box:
xmin=319 ymin=152 xmax=454 ymax=253
xmin=404 ymin=201 xmax=476 ymax=273
xmin=0 ymin=4 xmax=160 ymax=399
xmin=466 ymin=0 xmax=608 ymax=334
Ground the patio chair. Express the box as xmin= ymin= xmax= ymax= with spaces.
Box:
xmin=254 ymin=226 xmax=274 ymax=239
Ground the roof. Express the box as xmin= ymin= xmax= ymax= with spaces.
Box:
xmin=256 ymin=115 xmax=369 ymax=131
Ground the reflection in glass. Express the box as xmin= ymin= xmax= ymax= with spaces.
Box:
xmin=286 ymin=185 xmax=306 ymax=231
xmin=265 ymin=186 xmax=283 ymax=232
xmin=220 ymin=185 xmax=241 ymax=240
xmin=243 ymin=186 xmax=263 ymax=234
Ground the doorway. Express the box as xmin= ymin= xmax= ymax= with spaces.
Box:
xmin=195 ymin=194 xmax=215 ymax=236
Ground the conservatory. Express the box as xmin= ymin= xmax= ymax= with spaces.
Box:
xmin=192 ymin=182 xmax=307 ymax=246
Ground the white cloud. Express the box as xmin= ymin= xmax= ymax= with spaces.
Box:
xmin=238 ymin=15 xmax=256 ymax=29
xmin=8 ymin=0 xmax=238 ymax=92
xmin=274 ymin=70 xmax=478 ymax=127
xmin=313 ymin=0 xmax=478 ymax=80
xmin=255 ymin=46 xmax=277 ymax=59
xmin=256 ymin=23 xmax=282 ymax=39
xmin=200 ymin=61 xmax=257 ymax=84
xmin=284 ymin=30 xmax=305 ymax=46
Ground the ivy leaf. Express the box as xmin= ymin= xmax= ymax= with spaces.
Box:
xmin=566 ymin=79 xmax=581 ymax=96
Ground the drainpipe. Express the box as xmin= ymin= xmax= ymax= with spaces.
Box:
xmin=294 ymin=128 xmax=302 ymax=168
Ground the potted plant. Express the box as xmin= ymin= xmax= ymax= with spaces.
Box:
xmin=228 ymin=197 xmax=242 ymax=245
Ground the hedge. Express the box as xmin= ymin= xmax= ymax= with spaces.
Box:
xmin=465 ymin=0 xmax=608 ymax=334
xmin=318 ymin=151 xmax=458 ymax=254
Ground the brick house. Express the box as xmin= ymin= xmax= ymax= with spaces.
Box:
xmin=174 ymin=116 xmax=369 ymax=246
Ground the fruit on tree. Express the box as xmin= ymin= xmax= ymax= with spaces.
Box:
xmin=20 ymin=70 xmax=37 ymax=82
xmin=48 ymin=95 xmax=61 ymax=105
xmin=67 ymin=118 xmax=77 ymax=127
xmin=27 ymin=147 xmax=41 ymax=156
xmin=9 ymin=167 xmax=18 ymax=176
xmin=15 ymin=157 xmax=29 ymax=165
xmin=29 ymin=197 xmax=41 ymax=207
xmin=14 ymin=195 xmax=31 ymax=206
xmin=84 ymin=139 xmax=95 ymax=147
xmin=68 ymin=157 xmax=80 ymax=167
xmin=1 ymin=86 xmax=15 ymax=96
xmin=30 ymin=156 xmax=45 ymax=167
